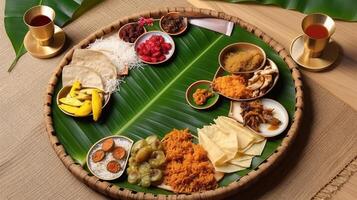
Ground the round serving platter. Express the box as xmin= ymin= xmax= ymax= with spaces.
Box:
xmin=44 ymin=7 xmax=303 ymax=200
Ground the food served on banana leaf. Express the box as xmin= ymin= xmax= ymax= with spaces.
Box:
xmin=62 ymin=49 xmax=119 ymax=93
xmin=136 ymin=35 xmax=172 ymax=63
xmin=107 ymin=160 xmax=121 ymax=173
xmin=62 ymin=65 xmax=104 ymax=91
xmin=92 ymin=150 xmax=105 ymax=163
xmin=88 ymin=35 xmax=143 ymax=76
xmin=91 ymin=138 xmax=128 ymax=165
xmin=57 ymin=80 xmax=104 ymax=121
xmin=224 ymin=50 xmax=264 ymax=73
xmin=87 ymin=136 xmax=132 ymax=180
xmin=102 ymin=138 xmax=115 ymax=152
xmin=113 ymin=146 xmax=126 ymax=160
xmin=212 ymin=75 xmax=252 ymax=99
xmin=193 ymin=88 xmax=213 ymax=105
xmin=246 ymin=60 xmax=279 ymax=98
xmin=240 ymin=100 xmax=281 ymax=132
xmin=213 ymin=59 xmax=279 ymax=100
xmin=230 ymin=99 xmax=289 ymax=137
xmin=127 ymin=135 xmax=165 ymax=187
xmin=198 ymin=116 xmax=266 ymax=173
xmin=160 ymin=13 xmax=186 ymax=34
xmin=119 ymin=22 xmax=146 ymax=43
xmin=161 ymin=129 xmax=217 ymax=193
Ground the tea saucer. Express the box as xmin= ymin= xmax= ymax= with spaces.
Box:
xmin=24 ymin=25 xmax=66 ymax=59
xmin=290 ymin=35 xmax=339 ymax=71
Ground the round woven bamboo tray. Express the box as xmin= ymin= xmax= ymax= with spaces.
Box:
xmin=44 ymin=7 xmax=303 ymax=200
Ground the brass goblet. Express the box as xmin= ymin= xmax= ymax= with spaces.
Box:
xmin=23 ymin=5 xmax=66 ymax=58
xmin=23 ymin=5 xmax=55 ymax=46
xmin=302 ymin=13 xmax=335 ymax=58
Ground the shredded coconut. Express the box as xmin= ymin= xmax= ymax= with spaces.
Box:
xmin=87 ymin=35 xmax=143 ymax=72
xmin=105 ymin=78 xmax=125 ymax=93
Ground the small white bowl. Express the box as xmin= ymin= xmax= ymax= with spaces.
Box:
xmin=86 ymin=135 xmax=133 ymax=181
xmin=134 ymin=31 xmax=175 ymax=65
xmin=229 ymin=98 xmax=289 ymax=137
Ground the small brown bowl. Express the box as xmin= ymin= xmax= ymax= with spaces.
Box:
xmin=219 ymin=42 xmax=266 ymax=74
xmin=134 ymin=31 xmax=175 ymax=65
xmin=56 ymin=85 xmax=110 ymax=117
xmin=159 ymin=12 xmax=188 ymax=36
xmin=118 ymin=22 xmax=146 ymax=43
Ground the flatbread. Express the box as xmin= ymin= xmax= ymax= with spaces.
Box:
xmin=71 ymin=49 xmax=117 ymax=89
xmin=215 ymin=117 xmax=264 ymax=150
xmin=198 ymin=131 xmax=228 ymax=166
xmin=243 ymin=139 xmax=267 ymax=156
xmin=198 ymin=116 xmax=267 ymax=174
xmin=62 ymin=65 xmax=104 ymax=90
xmin=229 ymin=154 xmax=254 ymax=168
xmin=214 ymin=163 xmax=246 ymax=173
xmin=200 ymin=125 xmax=238 ymax=164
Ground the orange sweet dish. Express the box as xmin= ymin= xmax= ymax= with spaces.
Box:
xmin=212 ymin=75 xmax=251 ymax=99
xmin=162 ymin=129 xmax=217 ymax=193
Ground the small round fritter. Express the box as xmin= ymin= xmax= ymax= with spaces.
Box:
xmin=107 ymin=160 xmax=121 ymax=173
xmin=102 ymin=138 xmax=115 ymax=152
xmin=112 ymin=146 xmax=126 ymax=160
xmin=92 ymin=150 xmax=105 ymax=163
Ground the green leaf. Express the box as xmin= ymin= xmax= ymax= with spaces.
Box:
xmin=4 ymin=0 xmax=102 ymax=72
xmin=220 ymin=0 xmax=357 ymax=21
xmin=52 ymin=22 xmax=296 ymax=194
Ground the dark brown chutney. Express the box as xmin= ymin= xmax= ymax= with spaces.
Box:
xmin=119 ymin=23 xmax=145 ymax=43
xmin=161 ymin=15 xmax=185 ymax=34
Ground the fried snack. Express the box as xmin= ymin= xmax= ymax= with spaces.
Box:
xmin=162 ymin=129 xmax=217 ymax=193
xmin=112 ymin=146 xmax=126 ymax=160
xmin=92 ymin=150 xmax=105 ymax=163
xmin=193 ymin=88 xmax=213 ymax=105
xmin=212 ymin=75 xmax=251 ymax=99
xmin=107 ymin=160 xmax=121 ymax=173
xmin=102 ymin=138 xmax=115 ymax=152
xmin=224 ymin=50 xmax=263 ymax=73
xmin=240 ymin=100 xmax=281 ymax=132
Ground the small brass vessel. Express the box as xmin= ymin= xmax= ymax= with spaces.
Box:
xmin=290 ymin=13 xmax=339 ymax=71
xmin=23 ymin=5 xmax=65 ymax=58
xmin=302 ymin=13 xmax=335 ymax=58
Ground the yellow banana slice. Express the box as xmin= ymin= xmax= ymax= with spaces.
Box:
xmin=92 ymin=90 xmax=103 ymax=121
xmin=59 ymin=104 xmax=79 ymax=114
xmin=74 ymin=100 xmax=92 ymax=117
xmin=69 ymin=80 xmax=81 ymax=97
xmin=59 ymin=97 xmax=83 ymax=107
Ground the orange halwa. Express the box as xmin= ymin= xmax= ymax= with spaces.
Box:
xmin=193 ymin=88 xmax=213 ymax=105
xmin=162 ymin=129 xmax=217 ymax=193
xmin=212 ymin=75 xmax=251 ymax=99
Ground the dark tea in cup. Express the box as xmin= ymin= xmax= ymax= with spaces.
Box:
xmin=30 ymin=15 xmax=52 ymax=27
xmin=305 ymin=24 xmax=329 ymax=39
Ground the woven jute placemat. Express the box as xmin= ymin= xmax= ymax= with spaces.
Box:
xmin=43 ymin=7 xmax=303 ymax=199
xmin=313 ymin=156 xmax=357 ymax=200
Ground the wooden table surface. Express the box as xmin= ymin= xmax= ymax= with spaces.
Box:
xmin=0 ymin=0 xmax=356 ymax=199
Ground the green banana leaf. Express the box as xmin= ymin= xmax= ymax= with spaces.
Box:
xmin=51 ymin=22 xmax=296 ymax=194
xmin=4 ymin=0 xmax=102 ymax=72
xmin=220 ymin=0 xmax=357 ymax=21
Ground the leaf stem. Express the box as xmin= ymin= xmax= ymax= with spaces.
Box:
xmin=7 ymin=57 xmax=20 ymax=72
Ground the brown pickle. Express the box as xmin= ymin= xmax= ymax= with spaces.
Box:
xmin=119 ymin=23 xmax=145 ymax=43
xmin=161 ymin=15 xmax=185 ymax=34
